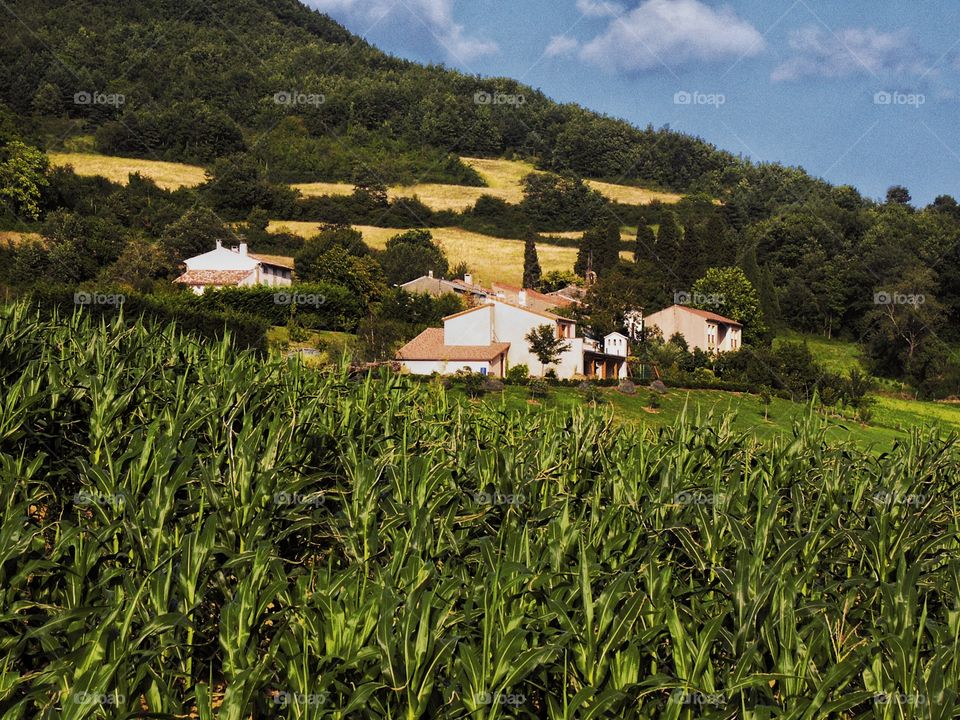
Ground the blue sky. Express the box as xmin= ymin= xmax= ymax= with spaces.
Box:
xmin=303 ymin=0 xmax=960 ymax=204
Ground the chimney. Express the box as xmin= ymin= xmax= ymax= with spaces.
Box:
xmin=239 ymin=243 xmax=248 ymax=256
xmin=428 ymin=270 xmax=434 ymax=278
xmin=215 ymin=240 xmax=223 ymax=249
xmin=464 ymin=273 xmax=473 ymax=286
xmin=518 ymin=289 xmax=527 ymax=307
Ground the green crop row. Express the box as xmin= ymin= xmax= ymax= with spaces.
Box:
xmin=1 ymin=302 xmax=959 ymax=718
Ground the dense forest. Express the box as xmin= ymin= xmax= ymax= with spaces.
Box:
xmin=0 ymin=0 xmax=959 ymax=397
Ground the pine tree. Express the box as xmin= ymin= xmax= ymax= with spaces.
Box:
xmin=522 ymin=230 xmax=542 ymax=289
xmin=678 ymin=222 xmax=704 ymax=287
xmin=655 ymin=211 xmax=681 ymax=282
xmin=634 ymin=224 xmax=656 ymax=264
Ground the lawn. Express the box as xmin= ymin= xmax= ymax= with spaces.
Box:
xmin=47 ymin=152 xmax=207 ymax=189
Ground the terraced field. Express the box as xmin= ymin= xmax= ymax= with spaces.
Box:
xmin=47 ymin=152 xmax=207 ymax=189
xmin=269 ymin=222 xmax=620 ymax=285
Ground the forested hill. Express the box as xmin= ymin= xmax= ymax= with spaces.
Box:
xmin=4 ymin=0 xmax=816 ymax=197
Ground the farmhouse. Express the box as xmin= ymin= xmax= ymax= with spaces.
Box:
xmin=175 ymin=241 xmax=294 ymax=294
xmin=644 ymin=304 xmax=742 ymax=352
xmin=490 ymin=282 xmax=575 ymax=314
xmin=396 ymin=298 xmax=629 ymax=379
xmin=400 ymin=272 xmax=490 ymax=305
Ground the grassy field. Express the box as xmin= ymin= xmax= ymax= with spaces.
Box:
xmin=295 ymin=156 xmax=684 ymax=210
xmin=269 ymin=221 xmax=608 ymax=284
xmin=47 ymin=152 xmax=207 ymax=190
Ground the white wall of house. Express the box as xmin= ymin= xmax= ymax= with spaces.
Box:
xmin=646 ymin=307 xmax=741 ymax=352
xmin=445 ymin=305 xmax=494 ymax=344
xmin=258 ymin=264 xmax=293 ymax=287
xmin=488 ymin=302 xmax=582 ymax=377
xmin=185 ymin=243 xmax=259 ymax=272
xmin=402 ymin=359 xmax=501 ymax=376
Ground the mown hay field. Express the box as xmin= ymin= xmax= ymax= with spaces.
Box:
xmin=269 ymin=222 xmax=603 ymax=285
xmin=47 ymin=152 xmax=207 ymax=189
xmin=3 ymin=303 xmax=960 ymax=717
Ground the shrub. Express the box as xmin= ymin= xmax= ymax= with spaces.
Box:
xmin=528 ymin=377 xmax=549 ymax=399
xmin=505 ymin=364 xmax=530 ymax=385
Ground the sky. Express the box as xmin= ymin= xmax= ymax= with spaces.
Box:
xmin=302 ymin=0 xmax=960 ymax=204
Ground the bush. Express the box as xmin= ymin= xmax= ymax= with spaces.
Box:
xmin=458 ymin=371 xmax=487 ymax=398
xmin=505 ymin=364 xmax=530 ymax=385
xmin=528 ymin=378 xmax=549 ymax=399
xmin=647 ymin=392 xmax=662 ymax=409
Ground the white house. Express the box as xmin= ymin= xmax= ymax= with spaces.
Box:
xmin=644 ymin=304 xmax=742 ymax=352
xmin=400 ymin=272 xmax=490 ymax=305
xmin=175 ymin=241 xmax=294 ymax=294
xmin=397 ymin=298 xmax=629 ymax=379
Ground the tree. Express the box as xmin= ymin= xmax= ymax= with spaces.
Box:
xmin=634 ymin=224 xmax=656 ymax=264
xmin=575 ymin=220 xmax=620 ymax=277
xmin=522 ymin=230 xmax=542 ymax=289
xmin=98 ymin=238 xmax=170 ymax=291
xmin=654 ymin=211 xmax=682 ymax=284
xmin=160 ymin=207 xmax=235 ymax=265
xmin=886 ymin=185 xmax=912 ymax=207
xmin=307 ymin=224 xmax=369 ymax=257
xmin=294 ymin=245 xmax=385 ymax=306
xmin=378 ymin=229 xmax=449 ymax=286
xmin=525 ymin=324 xmax=570 ymax=376
xmin=0 ymin=141 xmax=49 ymax=220
xmin=691 ymin=266 xmax=768 ymax=344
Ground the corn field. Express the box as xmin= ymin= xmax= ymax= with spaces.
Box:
xmin=2 ymin=302 xmax=960 ymax=719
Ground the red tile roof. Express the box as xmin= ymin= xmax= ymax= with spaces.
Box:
xmin=491 ymin=282 xmax=575 ymax=308
xmin=396 ymin=328 xmax=510 ymax=361
xmin=671 ymin=305 xmax=742 ymax=326
xmin=175 ymin=269 xmax=254 ymax=286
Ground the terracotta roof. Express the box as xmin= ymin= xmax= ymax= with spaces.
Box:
xmin=396 ymin=328 xmax=510 ymax=361
xmin=666 ymin=305 xmax=742 ymax=326
xmin=175 ymin=269 xmax=254 ymax=286
xmin=491 ymin=282 xmax=575 ymax=308
xmin=249 ymin=253 xmax=295 ymax=270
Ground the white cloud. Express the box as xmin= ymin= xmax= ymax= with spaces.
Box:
xmin=576 ymin=0 xmax=624 ymax=18
xmin=545 ymin=35 xmax=580 ymax=57
xmin=772 ymin=26 xmax=928 ymax=82
xmin=577 ymin=0 xmax=765 ymax=73
xmin=305 ymin=0 xmax=497 ymax=61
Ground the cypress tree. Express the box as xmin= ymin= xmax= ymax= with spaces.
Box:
xmin=635 ymin=224 xmax=656 ymax=263
xmin=522 ymin=229 xmax=542 ymax=289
